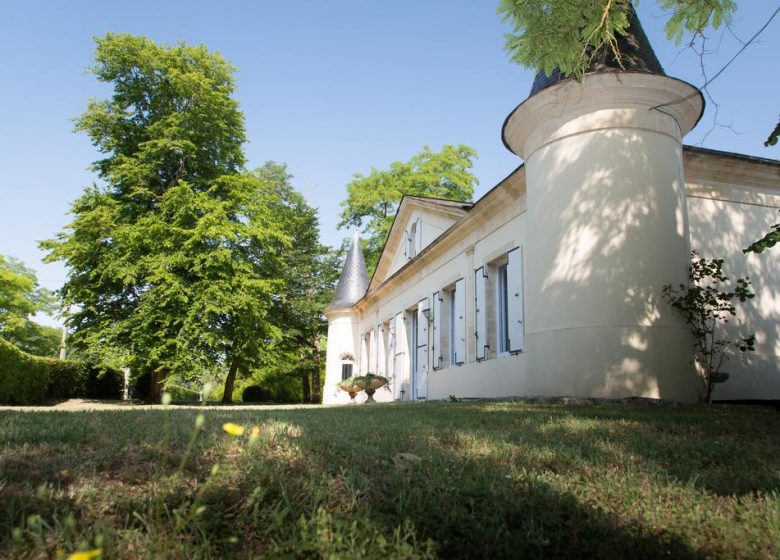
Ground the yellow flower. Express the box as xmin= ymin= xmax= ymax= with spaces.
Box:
xmin=66 ymin=549 xmax=102 ymax=560
xmin=249 ymin=425 xmax=261 ymax=442
xmin=222 ymin=422 xmax=245 ymax=437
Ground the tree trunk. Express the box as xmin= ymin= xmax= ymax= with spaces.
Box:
xmin=311 ymin=332 xmax=322 ymax=403
xmin=301 ymin=367 xmax=311 ymax=404
xmin=146 ymin=366 xmax=165 ymax=404
xmin=222 ymin=358 xmax=240 ymax=404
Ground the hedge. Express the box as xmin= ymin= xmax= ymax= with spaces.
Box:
xmin=0 ymin=338 xmax=123 ymax=405
xmin=242 ymin=385 xmax=273 ymax=403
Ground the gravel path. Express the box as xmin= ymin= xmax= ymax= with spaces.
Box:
xmin=0 ymin=399 xmax=322 ymax=412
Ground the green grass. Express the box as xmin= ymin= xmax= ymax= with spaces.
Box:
xmin=1 ymin=402 xmax=779 ymax=559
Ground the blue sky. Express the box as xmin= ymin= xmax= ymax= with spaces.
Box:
xmin=1 ymin=1 xmax=778 ymax=326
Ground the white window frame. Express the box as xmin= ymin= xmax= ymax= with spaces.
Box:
xmin=453 ymin=277 xmax=466 ymax=365
xmin=497 ymin=262 xmax=510 ymax=356
xmin=432 ymin=291 xmax=442 ymax=370
xmin=474 ymin=266 xmax=488 ymax=361
xmin=506 ymin=246 xmax=524 ymax=354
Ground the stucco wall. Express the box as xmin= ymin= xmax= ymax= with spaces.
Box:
xmin=353 ymin=173 xmax=528 ymax=401
xmin=685 ymin=153 xmax=780 ymax=400
xmin=324 ymin=72 xmax=779 ymax=404
xmin=510 ymin=74 xmax=705 ymax=403
xmin=386 ymin=208 xmax=462 ymax=281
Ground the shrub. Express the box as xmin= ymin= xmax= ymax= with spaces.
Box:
xmin=0 ymin=338 xmax=123 ymax=405
xmin=663 ymin=251 xmax=756 ymax=403
xmin=84 ymin=364 xmax=124 ymax=399
xmin=242 ymin=385 xmax=273 ymax=403
xmin=0 ymin=338 xmax=48 ymax=405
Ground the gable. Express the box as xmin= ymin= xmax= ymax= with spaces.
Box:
xmin=371 ymin=197 xmax=472 ymax=288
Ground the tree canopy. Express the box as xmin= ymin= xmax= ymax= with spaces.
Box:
xmin=339 ymin=145 xmax=479 ymax=274
xmin=42 ymin=34 xmax=323 ymax=402
xmin=0 ymin=255 xmax=45 ymax=336
xmin=497 ymin=0 xmax=737 ymax=78
xmin=0 ymin=255 xmax=58 ymax=357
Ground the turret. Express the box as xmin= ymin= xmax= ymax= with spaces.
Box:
xmin=322 ymin=231 xmax=369 ymax=404
xmin=502 ymin=5 xmax=704 ymax=401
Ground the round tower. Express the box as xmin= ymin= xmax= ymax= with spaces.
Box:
xmin=502 ymin=7 xmax=704 ymax=401
xmin=323 ymin=231 xmax=369 ymax=404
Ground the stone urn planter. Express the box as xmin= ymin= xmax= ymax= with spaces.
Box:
xmin=362 ymin=374 xmax=388 ymax=403
xmin=337 ymin=378 xmax=366 ymax=403
xmin=337 ymin=374 xmax=389 ymax=403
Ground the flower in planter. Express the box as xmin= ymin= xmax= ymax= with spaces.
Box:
xmin=357 ymin=373 xmax=389 ymax=391
xmin=337 ymin=376 xmax=365 ymax=397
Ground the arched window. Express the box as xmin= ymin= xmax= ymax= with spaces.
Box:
xmin=338 ymin=352 xmax=355 ymax=380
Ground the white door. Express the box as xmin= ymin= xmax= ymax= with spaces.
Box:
xmin=415 ymin=298 xmax=429 ymax=400
xmin=393 ymin=312 xmax=406 ymax=400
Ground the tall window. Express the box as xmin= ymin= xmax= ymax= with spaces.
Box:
xmin=409 ymin=221 xmax=417 ymax=259
xmin=341 ymin=362 xmax=353 ymax=381
xmin=497 ymin=263 xmax=510 ymax=354
xmin=449 ymin=288 xmax=457 ymax=365
xmin=446 ymin=278 xmax=466 ymax=366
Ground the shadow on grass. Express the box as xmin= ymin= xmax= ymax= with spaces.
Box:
xmin=1 ymin=403 xmax=778 ymax=558
xmin=473 ymin=403 xmax=780 ymax=496
xmin=226 ymin=406 xmax=708 ymax=559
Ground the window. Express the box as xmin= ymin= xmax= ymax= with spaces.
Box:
xmin=475 ymin=267 xmax=488 ymax=360
xmin=369 ymin=328 xmax=377 ymax=373
xmin=386 ymin=320 xmax=396 ymax=382
xmin=405 ymin=218 xmax=423 ymax=261
xmin=360 ymin=334 xmax=369 ymax=374
xmin=409 ymin=221 xmax=417 ymax=259
xmin=450 ymin=278 xmax=466 ymax=365
xmin=341 ymin=362 xmax=353 ymax=381
xmin=432 ymin=291 xmax=442 ymax=370
xmin=486 ymin=247 xmax=524 ymax=357
xmin=506 ymin=247 xmax=524 ymax=352
xmin=449 ymin=288 xmax=457 ymax=365
xmin=497 ymin=263 xmax=510 ymax=354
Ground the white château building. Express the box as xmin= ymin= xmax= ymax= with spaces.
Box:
xmin=323 ymin=9 xmax=780 ymax=405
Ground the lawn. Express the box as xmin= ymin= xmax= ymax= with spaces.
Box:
xmin=1 ymin=402 xmax=778 ymax=559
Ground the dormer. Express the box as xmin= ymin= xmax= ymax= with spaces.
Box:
xmin=370 ymin=196 xmax=472 ymax=289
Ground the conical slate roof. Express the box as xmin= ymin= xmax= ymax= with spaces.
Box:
xmin=326 ymin=231 xmax=369 ymax=311
xmin=529 ymin=4 xmax=665 ymax=96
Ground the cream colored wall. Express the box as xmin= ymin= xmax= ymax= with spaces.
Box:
xmin=505 ymin=73 xmax=704 ymax=403
xmin=326 ymin=73 xmax=779 ymax=405
xmin=386 ymin=209 xmax=460 ymax=280
xmin=686 ymin=171 xmax=780 ymax=400
xmin=354 ymin=179 xmax=529 ymax=400
xmin=322 ymin=311 xmax=360 ymax=405
xmin=523 ymin=130 xmax=700 ymax=401
xmin=428 ymin=352 xmax=528 ymax=400
xmin=420 ymin=211 xmax=455 ymax=249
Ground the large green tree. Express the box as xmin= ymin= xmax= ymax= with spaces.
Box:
xmin=234 ymin=163 xmax=341 ymax=404
xmin=0 ymin=255 xmax=58 ymax=356
xmin=217 ymin=163 xmax=339 ymax=403
xmin=339 ymin=145 xmax=478 ymax=274
xmin=0 ymin=255 xmax=46 ymax=336
xmin=42 ymin=34 xmax=286 ymax=402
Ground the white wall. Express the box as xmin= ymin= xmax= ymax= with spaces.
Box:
xmin=686 ymin=155 xmax=780 ymax=400
xmin=507 ymin=74 xmax=705 ymax=403
xmin=352 ymin=171 xmax=529 ymax=400
xmin=386 ymin=208 xmax=462 ymax=280
xmin=325 ymin=75 xmax=779 ymax=404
